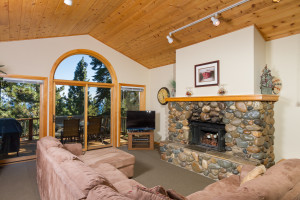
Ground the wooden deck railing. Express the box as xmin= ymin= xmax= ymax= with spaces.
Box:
xmin=16 ymin=118 xmax=39 ymax=140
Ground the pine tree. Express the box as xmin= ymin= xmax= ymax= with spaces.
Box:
xmin=90 ymin=56 xmax=112 ymax=115
xmin=67 ymin=57 xmax=88 ymax=115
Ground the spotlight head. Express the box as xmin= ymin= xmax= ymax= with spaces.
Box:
xmin=166 ymin=35 xmax=173 ymax=44
xmin=211 ymin=16 xmax=220 ymax=26
xmin=64 ymin=0 xmax=72 ymax=6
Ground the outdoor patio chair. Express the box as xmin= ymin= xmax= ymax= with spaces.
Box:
xmin=61 ymin=119 xmax=80 ymax=143
xmin=87 ymin=116 xmax=102 ymax=141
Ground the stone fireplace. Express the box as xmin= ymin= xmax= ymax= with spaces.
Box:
xmin=160 ymin=95 xmax=278 ymax=180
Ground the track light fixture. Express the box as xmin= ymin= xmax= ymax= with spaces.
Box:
xmin=166 ymin=35 xmax=173 ymax=44
xmin=64 ymin=0 xmax=72 ymax=6
xmin=211 ymin=15 xmax=220 ymax=26
xmin=166 ymin=0 xmax=250 ymax=44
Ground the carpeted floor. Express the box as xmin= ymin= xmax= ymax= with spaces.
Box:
xmin=0 ymin=146 xmax=215 ymax=199
xmin=0 ymin=160 xmax=40 ymax=200
xmin=120 ymin=146 xmax=215 ymax=196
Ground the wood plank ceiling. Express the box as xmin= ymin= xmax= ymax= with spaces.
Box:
xmin=0 ymin=0 xmax=299 ymax=69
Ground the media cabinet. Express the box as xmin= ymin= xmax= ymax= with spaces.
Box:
xmin=127 ymin=131 xmax=154 ymax=150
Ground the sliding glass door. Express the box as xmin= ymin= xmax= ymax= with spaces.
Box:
xmin=87 ymin=87 xmax=111 ymax=149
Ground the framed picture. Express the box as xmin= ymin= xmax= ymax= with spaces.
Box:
xmin=195 ymin=60 xmax=219 ymax=87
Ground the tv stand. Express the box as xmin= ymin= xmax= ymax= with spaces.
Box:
xmin=128 ymin=131 xmax=154 ymax=150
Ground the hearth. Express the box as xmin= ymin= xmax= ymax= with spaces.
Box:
xmin=189 ymin=121 xmax=226 ymax=152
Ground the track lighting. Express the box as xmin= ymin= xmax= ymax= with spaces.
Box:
xmin=166 ymin=35 xmax=173 ymax=44
xmin=211 ymin=16 xmax=220 ymax=26
xmin=64 ymin=0 xmax=72 ymax=6
xmin=166 ymin=0 xmax=250 ymax=44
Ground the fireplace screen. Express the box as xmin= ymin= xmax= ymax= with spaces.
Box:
xmin=189 ymin=121 xmax=225 ymax=152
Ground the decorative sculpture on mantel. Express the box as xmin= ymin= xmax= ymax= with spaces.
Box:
xmin=260 ymin=65 xmax=273 ymax=94
xmin=260 ymin=65 xmax=282 ymax=95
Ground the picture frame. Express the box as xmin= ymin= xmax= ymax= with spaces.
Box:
xmin=195 ymin=60 xmax=219 ymax=87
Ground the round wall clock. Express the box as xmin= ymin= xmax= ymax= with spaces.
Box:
xmin=157 ymin=87 xmax=170 ymax=105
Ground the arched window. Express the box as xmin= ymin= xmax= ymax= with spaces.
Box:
xmin=55 ymin=54 xmax=112 ymax=83
xmin=49 ymin=50 xmax=118 ymax=150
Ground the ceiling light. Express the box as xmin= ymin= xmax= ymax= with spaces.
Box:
xmin=64 ymin=0 xmax=72 ymax=6
xmin=167 ymin=35 xmax=173 ymax=44
xmin=211 ymin=16 xmax=220 ymax=26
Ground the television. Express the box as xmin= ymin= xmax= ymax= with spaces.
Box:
xmin=126 ymin=111 xmax=155 ymax=131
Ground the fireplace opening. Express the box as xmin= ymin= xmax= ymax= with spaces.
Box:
xmin=189 ymin=121 xmax=226 ymax=152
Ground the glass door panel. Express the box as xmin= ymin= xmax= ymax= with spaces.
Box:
xmin=120 ymin=90 xmax=140 ymax=143
xmin=0 ymin=80 xmax=41 ymax=160
xmin=87 ymin=87 xmax=111 ymax=149
xmin=55 ymin=85 xmax=84 ymax=146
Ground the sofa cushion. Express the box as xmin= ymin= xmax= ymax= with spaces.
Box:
xmin=63 ymin=143 xmax=83 ymax=156
xmin=113 ymin=179 xmax=144 ymax=195
xmin=87 ymin=185 xmax=131 ymax=200
xmin=280 ymin=181 xmax=300 ymax=200
xmin=237 ymin=159 xmax=300 ymax=199
xmin=39 ymin=136 xmax=63 ymax=149
xmin=126 ymin=185 xmax=171 ymax=200
xmin=80 ymin=147 xmax=135 ymax=170
xmin=92 ymin=163 xmax=128 ymax=184
xmin=60 ymin=160 xmax=117 ymax=196
xmin=186 ymin=175 xmax=240 ymax=200
xmin=240 ymin=165 xmax=266 ymax=185
xmin=47 ymin=147 xmax=80 ymax=163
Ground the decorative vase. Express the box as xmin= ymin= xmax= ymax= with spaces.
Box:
xmin=218 ymin=84 xmax=227 ymax=95
xmin=186 ymin=87 xmax=193 ymax=97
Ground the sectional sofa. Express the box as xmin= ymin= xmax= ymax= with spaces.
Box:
xmin=37 ymin=136 xmax=300 ymax=200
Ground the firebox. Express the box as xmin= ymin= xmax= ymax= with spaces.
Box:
xmin=189 ymin=121 xmax=226 ymax=152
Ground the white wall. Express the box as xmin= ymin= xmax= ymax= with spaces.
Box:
xmin=266 ymin=34 xmax=300 ymax=161
xmin=176 ymin=26 xmax=255 ymax=97
xmin=149 ymin=64 xmax=175 ymax=141
xmin=0 ymin=35 xmax=150 ymax=136
xmin=254 ymin=28 xmax=266 ymax=94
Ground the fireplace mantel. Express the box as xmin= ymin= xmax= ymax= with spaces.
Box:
xmin=166 ymin=94 xmax=279 ymax=102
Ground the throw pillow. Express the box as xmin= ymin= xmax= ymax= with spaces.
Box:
xmin=166 ymin=189 xmax=187 ymax=200
xmin=126 ymin=185 xmax=170 ymax=200
xmin=39 ymin=136 xmax=63 ymax=149
xmin=87 ymin=185 xmax=131 ymax=200
xmin=240 ymin=165 xmax=266 ymax=185
xmin=126 ymin=185 xmax=186 ymax=200
xmin=63 ymin=143 xmax=83 ymax=156
xmin=47 ymin=147 xmax=80 ymax=163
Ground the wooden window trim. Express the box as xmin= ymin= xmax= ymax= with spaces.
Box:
xmin=118 ymin=83 xmax=146 ymax=147
xmin=49 ymin=49 xmax=118 ymax=147
xmin=0 ymin=74 xmax=48 ymax=138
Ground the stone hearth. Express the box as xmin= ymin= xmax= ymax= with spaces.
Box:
xmin=160 ymin=95 xmax=278 ymax=180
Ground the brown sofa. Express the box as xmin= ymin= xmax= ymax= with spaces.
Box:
xmin=37 ymin=136 xmax=142 ymax=200
xmin=186 ymin=158 xmax=300 ymax=200
xmin=37 ymin=136 xmax=300 ymax=200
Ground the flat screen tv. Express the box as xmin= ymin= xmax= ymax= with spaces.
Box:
xmin=126 ymin=111 xmax=155 ymax=131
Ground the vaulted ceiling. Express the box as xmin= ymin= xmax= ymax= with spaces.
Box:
xmin=0 ymin=0 xmax=299 ymax=68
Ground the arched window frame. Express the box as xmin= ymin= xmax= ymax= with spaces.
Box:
xmin=49 ymin=49 xmax=118 ymax=149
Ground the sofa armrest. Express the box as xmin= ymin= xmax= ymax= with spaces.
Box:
xmin=63 ymin=143 xmax=83 ymax=156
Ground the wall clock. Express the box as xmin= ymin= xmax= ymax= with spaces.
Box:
xmin=157 ymin=87 xmax=170 ymax=105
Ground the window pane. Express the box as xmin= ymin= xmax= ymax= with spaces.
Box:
xmin=55 ymin=54 xmax=112 ymax=83
xmin=121 ymin=90 xmax=140 ymax=143
xmin=87 ymin=87 xmax=111 ymax=149
xmin=55 ymin=85 xmax=84 ymax=145
xmin=0 ymin=81 xmax=40 ymax=160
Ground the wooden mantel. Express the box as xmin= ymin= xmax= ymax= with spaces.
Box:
xmin=166 ymin=94 xmax=279 ymax=102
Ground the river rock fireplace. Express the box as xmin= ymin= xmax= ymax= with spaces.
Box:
xmin=160 ymin=95 xmax=278 ymax=180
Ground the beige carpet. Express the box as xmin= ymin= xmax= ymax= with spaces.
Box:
xmin=119 ymin=145 xmax=215 ymax=196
